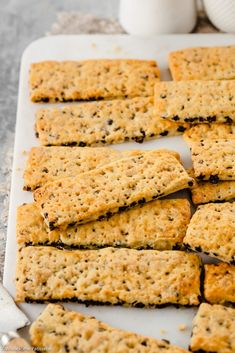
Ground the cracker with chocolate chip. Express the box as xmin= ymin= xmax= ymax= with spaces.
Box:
xmin=190 ymin=303 xmax=235 ymax=353
xmin=183 ymin=202 xmax=235 ymax=264
xmin=154 ymin=80 xmax=235 ymax=124
xmin=168 ymin=45 xmax=235 ymax=81
xmin=24 ymin=147 xmax=180 ymax=191
xmin=17 ymin=199 xmax=190 ymax=250
xmin=187 ymin=168 xmax=235 ymax=204
xmin=30 ymin=304 xmax=190 ymax=353
xmin=35 ymin=97 xmax=188 ymax=147
xmin=24 ymin=147 xmax=138 ymax=190
xmin=16 ymin=246 xmax=201 ymax=306
xmin=190 ymin=139 xmax=235 ymax=182
xmin=204 ymin=263 xmax=235 ymax=305
xmin=30 ymin=59 xmax=160 ymax=102
xmin=183 ymin=123 xmax=235 ymax=146
xmin=33 ymin=151 xmax=192 ymax=230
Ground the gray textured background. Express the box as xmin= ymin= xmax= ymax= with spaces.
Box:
xmin=0 ymin=0 xmax=118 ymax=281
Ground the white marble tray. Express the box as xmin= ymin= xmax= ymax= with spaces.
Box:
xmin=3 ymin=34 xmax=235 ymax=348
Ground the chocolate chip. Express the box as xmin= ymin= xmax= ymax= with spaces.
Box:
xmin=107 ymin=119 xmax=113 ymax=125
xmin=119 ymin=206 xmax=128 ymax=212
xmin=160 ymin=130 xmax=169 ymax=136
xmin=197 ymin=174 xmax=205 ymax=181
xmin=162 ymin=339 xmax=170 ymax=344
xmin=138 ymin=198 xmax=146 ymax=205
xmin=79 ymin=141 xmax=87 ymax=147
xmin=41 ymin=97 xmax=49 ymax=103
xmin=185 ymin=117 xmax=196 ymax=123
xmin=49 ymin=222 xmax=56 ymax=230
xmin=177 ymin=125 xmax=186 ymax=132
xmin=225 ymin=116 xmax=233 ymax=123
xmin=207 ymin=115 xmax=216 ymax=123
xmin=209 ymin=175 xmax=219 ymax=184
xmin=134 ymin=136 xmax=144 ymax=143
xmin=64 ymin=344 xmax=70 ymax=352
xmin=195 ymin=246 xmax=202 ymax=252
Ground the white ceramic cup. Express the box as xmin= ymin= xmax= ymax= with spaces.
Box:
xmin=203 ymin=0 xmax=235 ymax=33
xmin=119 ymin=0 xmax=197 ymax=35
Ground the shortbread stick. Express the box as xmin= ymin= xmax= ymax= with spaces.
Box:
xmin=187 ymin=168 xmax=235 ymax=204
xmin=30 ymin=59 xmax=160 ymax=102
xmin=33 ymin=151 xmax=192 ymax=230
xmin=24 ymin=147 xmax=180 ymax=190
xmin=17 ymin=199 xmax=190 ymax=250
xmin=30 ymin=304 xmax=190 ymax=353
xmin=190 ymin=139 xmax=235 ymax=182
xmin=24 ymin=147 xmax=142 ymax=190
xmin=169 ymin=45 xmax=235 ymax=81
xmin=183 ymin=123 xmax=235 ymax=146
xmin=154 ymin=80 xmax=235 ymax=124
xmin=184 ymin=202 xmax=235 ymax=264
xmin=204 ymin=263 xmax=235 ymax=304
xmin=190 ymin=303 xmax=235 ymax=353
xmin=35 ymin=97 xmax=188 ymax=147
xmin=16 ymin=246 xmax=201 ymax=306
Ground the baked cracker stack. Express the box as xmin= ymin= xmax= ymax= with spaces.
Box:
xmin=15 ymin=48 xmax=235 ymax=351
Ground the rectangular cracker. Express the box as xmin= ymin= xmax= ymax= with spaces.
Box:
xmin=16 ymin=246 xmax=201 ymax=305
xmin=24 ymin=147 xmax=180 ymax=191
xmin=204 ymin=263 xmax=235 ymax=305
xmin=190 ymin=303 xmax=235 ymax=353
xmin=17 ymin=199 xmax=190 ymax=250
xmin=154 ymin=80 xmax=235 ymax=124
xmin=183 ymin=124 xmax=235 ymax=146
xmin=183 ymin=202 xmax=235 ymax=264
xmin=169 ymin=45 xmax=235 ymax=81
xmin=188 ymin=168 xmax=235 ymax=204
xmin=35 ymin=97 xmax=188 ymax=147
xmin=34 ymin=151 xmax=192 ymax=230
xmin=30 ymin=304 xmax=189 ymax=353
xmin=30 ymin=60 xmax=160 ymax=102
xmin=191 ymin=139 xmax=235 ymax=182
xmin=23 ymin=147 xmax=140 ymax=191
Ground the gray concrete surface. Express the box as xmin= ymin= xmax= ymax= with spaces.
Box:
xmin=0 ymin=0 xmax=119 ymax=281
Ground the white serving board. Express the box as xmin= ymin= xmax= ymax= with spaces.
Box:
xmin=3 ymin=34 xmax=235 ymax=348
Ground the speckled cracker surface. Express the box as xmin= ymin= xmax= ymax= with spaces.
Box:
xmin=190 ymin=303 xmax=235 ymax=353
xmin=17 ymin=199 xmax=190 ymax=250
xmin=169 ymin=45 xmax=235 ymax=81
xmin=183 ymin=124 xmax=235 ymax=146
xmin=204 ymin=263 xmax=235 ymax=305
xmin=188 ymin=168 xmax=235 ymax=204
xmin=30 ymin=304 xmax=189 ymax=353
xmin=16 ymin=247 xmax=201 ymax=305
xmin=191 ymin=139 xmax=235 ymax=182
xmin=184 ymin=202 xmax=235 ymax=263
xmin=23 ymin=147 xmax=143 ymax=190
xmin=34 ymin=151 xmax=192 ymax=230
xmin=35 ymin=97 xmax=188 ymax=147
xmin=154 ymin=80 xmax=235 ymax=124
xmin=30 ymin=60 xmax=160 ymax=102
